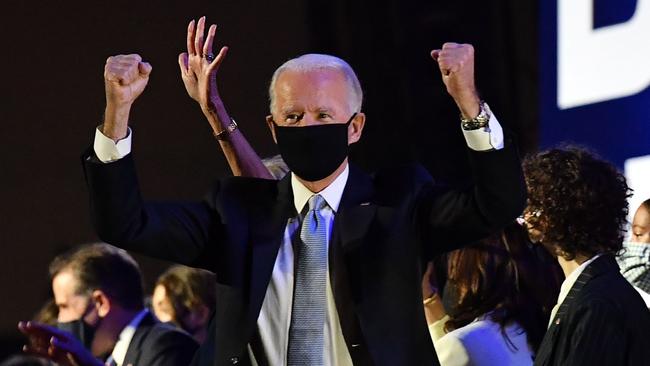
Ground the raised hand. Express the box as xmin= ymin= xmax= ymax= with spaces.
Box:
xmin=179 ymin=16 xmax=228 ymax=114
xmin=431 ymin=43 xmax=480 ymax=119
xmin=105 ymin=54 xmax=152 ymax=108
xmin=18 ymin=321 xmax=103 ymax=366
xmin=102 ymin=54 xmax=152 ymax=141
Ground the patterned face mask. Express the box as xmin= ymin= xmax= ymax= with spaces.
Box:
xmin=617 ymin=241 xmax=650 ymax=294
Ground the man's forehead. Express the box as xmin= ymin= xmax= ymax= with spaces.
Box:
xmin=276 ymin=68 xmax=347 ymax=87
xmin=52 ymin=271 xmax=80 ymax=299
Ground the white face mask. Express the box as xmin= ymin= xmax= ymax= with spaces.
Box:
xmin=621 ymin=241 xmax=650 ymax=260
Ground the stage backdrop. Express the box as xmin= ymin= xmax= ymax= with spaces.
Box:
xmin=0 ymin=0 xmax=537 ymax=358
xmin=540 ymin=0 xmax=650 ymax=217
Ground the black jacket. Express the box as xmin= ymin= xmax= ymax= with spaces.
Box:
xmin=534 ymin=254 xmax=650 ymax=366
xmin=82 ymin=143 xmax=525 ymax=366
xmin=122 ymin=312 xmax=198 ymax=366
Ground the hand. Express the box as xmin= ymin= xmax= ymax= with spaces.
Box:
xmin=102 ymin=54 xmax=152 ymax=141
xmin=431 ymin=43 xmax=480 ymax=119
xmin=18 ymin=321 xmax=103 ymax=366
xmin=421 ymin=262 xmax=446 ymax=324
xmin=179 ymin=16 xmax=228 ymax=114
xmin=105 ymin=54 xmax=152 ymax=108
xmin=421 ymin=261 xmax=438 ymax=299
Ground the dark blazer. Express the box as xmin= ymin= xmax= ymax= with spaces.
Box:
xmin=121 ymin=312 xmax=198 ymax=366
xmin=534 ymin=254 xmax=650 ymax=366
xmin=82 ymin=143 xmax=525 ymax=366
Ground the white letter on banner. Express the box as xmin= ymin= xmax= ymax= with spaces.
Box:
xmin=558 ymin=0 xmax=650 ymax=109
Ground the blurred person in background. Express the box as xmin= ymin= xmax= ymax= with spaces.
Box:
xmin=522 ymin=147 xmax=650 ymax=366
xmin=152 ymin=265 xmax=216 ymax=344
xmin=19 ymin=243 xmax=198 ymax=366
xmin=617 ymin=199 xmax=650 ymax=300
xmin=423 ymin=222 xmax=562 ymax=366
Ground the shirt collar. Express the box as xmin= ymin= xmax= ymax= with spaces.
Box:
xmin=557 ymin=253 xmax=603 ymax=307
xmin=291 ymin=163 xmax=349 ymax=214
xmin=108 ymin=309 xmax=149 ymax=366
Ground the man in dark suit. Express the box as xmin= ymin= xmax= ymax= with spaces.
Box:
xmin=522 ymin=148 xmax=650 ymax=366
xmin=20 ymin=244 xmax=198 ymax=366
xmin=82 ymin=17 xmax=525 ymax=366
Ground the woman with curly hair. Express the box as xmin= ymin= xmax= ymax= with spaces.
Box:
xmin=522 ymin=147 xmax=650 ymax=366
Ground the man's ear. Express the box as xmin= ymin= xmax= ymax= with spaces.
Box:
xmin=348 ymin=112 xmax=366 ymax=145
xmin=91 ymin=290 xmax=111 ymax=318
xmin=266 ymin=115 xmax=278 ymax=144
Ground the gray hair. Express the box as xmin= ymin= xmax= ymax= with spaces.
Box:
xmin=268 ymin=54 xmax=363 ymax=114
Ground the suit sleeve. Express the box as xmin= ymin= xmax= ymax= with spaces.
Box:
xmin=417 ymin=136 xmax=527 ymax=256
xmin=561 ymin=300 xmax=625 ymax=366
xmin=82 ymin=149 xmax=225 ymax=272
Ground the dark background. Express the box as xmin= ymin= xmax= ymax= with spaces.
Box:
xmin=0 ymin=0 xmax=537 ymax=356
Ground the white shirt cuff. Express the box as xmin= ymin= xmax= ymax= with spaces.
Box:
xmin=461 ymin=112 xmax=504 ymax=151
xmin=93 ymin=126 xmax=132 ymax=163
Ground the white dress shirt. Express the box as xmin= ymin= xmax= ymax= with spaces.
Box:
xmin=548 ymin=254 xmax=603 ymax=328
xmin=105 ymin=309 xmax=149 ymax=366
xmin=93 ymin=112 xmax=504 ymax=364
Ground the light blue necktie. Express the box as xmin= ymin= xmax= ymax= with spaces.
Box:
xmin=287 ymin=194 xmax=328 ymax=366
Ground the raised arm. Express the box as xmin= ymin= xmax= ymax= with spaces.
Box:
xmin=419 ymin=43 xmax=526 ymax=255
xmin=179 ymin=16 xmax=272 ymax=179
xmin=102 ymin=54 xmax=152 ymax=142
xmin=84 ymin=52 xmax=224 ymax=271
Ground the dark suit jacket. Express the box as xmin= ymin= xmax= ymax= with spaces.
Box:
xmin=121 ymin=312 xmax=198 ymax=366
xmin=117 ymin=313 xmax=199 ymax=366
xmin=534 ymin=254 xmax=650 ymax=366
xmin=82 ymin=143 xmax=525 ymax=366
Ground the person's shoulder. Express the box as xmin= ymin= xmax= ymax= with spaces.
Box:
xmin=579 ymin=268 xmax=643 ymax=305
xmin=441 ymin=319 xmax=533 ymax=365
xmin=444 ymin=318 xmax=501 ymax=342
xmin=569 ymin=273 xmax=649 ymax=327
xmin=143 ymin=321 xmax=198 ymax=348
xmin=133 ymin=322 xmax=199 ymax=364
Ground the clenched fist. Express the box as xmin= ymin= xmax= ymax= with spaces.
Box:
xmin=104 ymin=54 xmax=152 ymax=107
xmin=102 ymin=54 xmax=152 ymax=141
xmin=431 ymin=43 xmax=480 ymax=119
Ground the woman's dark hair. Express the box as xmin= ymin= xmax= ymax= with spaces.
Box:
xmin=523 ymin=146 xmax=631 ymax=260
xmin=444 ymin=222 xmax=563 ymax=352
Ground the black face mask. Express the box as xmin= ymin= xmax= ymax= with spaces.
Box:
xmin=57 ymin=318 xmax=97 ymax=350
xmin=273 ymin=113 xmax=356 ymax=182
xmin=441 ymin=280 xmax=461 ymax=317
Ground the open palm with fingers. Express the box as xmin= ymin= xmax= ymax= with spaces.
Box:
xmin=179 ymin=16 xmax=229 ymax=113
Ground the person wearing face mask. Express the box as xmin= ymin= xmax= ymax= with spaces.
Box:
xmin=19 ymin=244 xmax=198 ymax=366
xmin=617 ymin=199 xmax=650 ymax=305
xmin=522 ymin=148 xmax=650 ymax=366
xmin=81 ymin=16 xmax=525 ymax=366
xmin=422 ymin=223 xmax=562 ymax=366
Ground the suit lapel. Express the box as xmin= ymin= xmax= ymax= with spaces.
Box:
xmin=335 ymin=165 xmax=376 ymax=252
xmin=535 ymin=254 xmax=618 ymax=365
xmin=328 ymin=165 xmax=376 ymax=364
xmin=122 ymin=312 xmax=156 ymax=365
xmin=550 ymin=254 xmax=617 ymax=326
xmin=246 ymin=174 xmax=295 ymax=320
